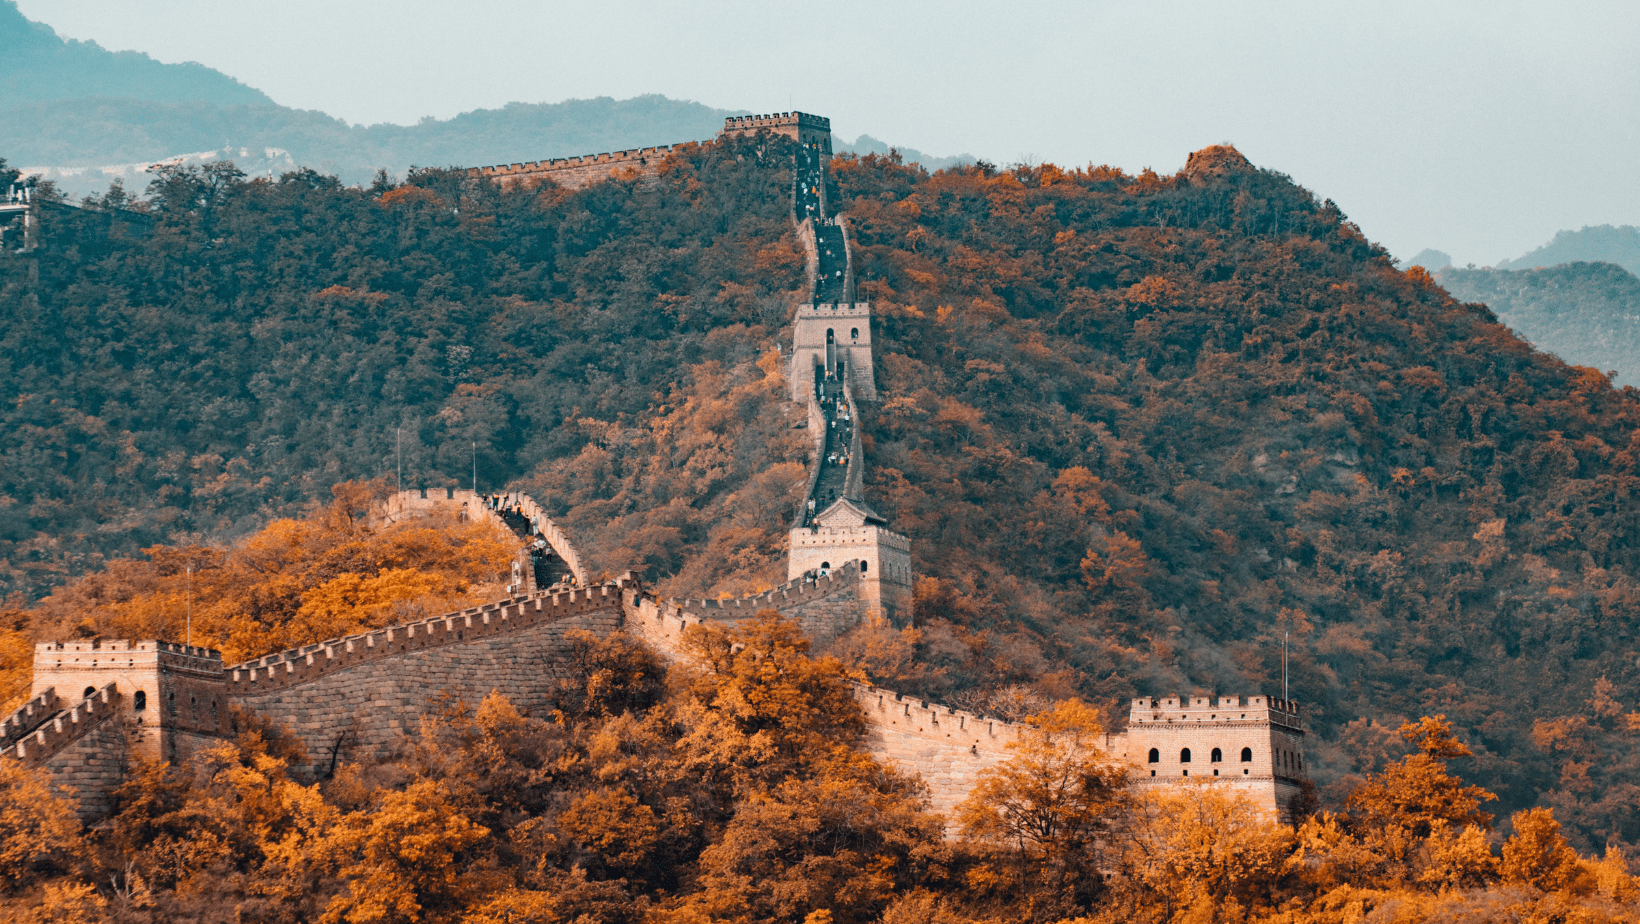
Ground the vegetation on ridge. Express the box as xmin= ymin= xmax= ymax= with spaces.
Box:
xmin=4 ymin=618 xmax=1640 ymax=923
xmin=3 ymin=132 xmax=1640 ymax=853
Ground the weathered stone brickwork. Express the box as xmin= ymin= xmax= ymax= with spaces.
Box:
xmin=854 ymin=684 xmax=1026 ymax=818
xmin=33 ymin=708 xmax=130 ymax=821
xmin=720 ymin=112 xmax=832 ymax=153
xmin=1105 ymin=694 xmax=1310 ymax=823
xmin=1 ymin=685 xmax=129 ymax=821
xmin=229 ymin=586 xmax=626 ymax=770
xmin=467 ymin=111 xmax=833 ymax=192
xmin=30 ymin=640 xmax=227 ymax=763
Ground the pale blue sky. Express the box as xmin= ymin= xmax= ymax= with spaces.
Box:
xmin=15 ymin=0 xmax=1639 ymax=267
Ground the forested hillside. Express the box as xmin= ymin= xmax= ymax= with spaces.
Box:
xmin=4 ymin=136 xmax=1640 ymax=850
xmin=1437 ymin=261 xmax=1640 ymax=386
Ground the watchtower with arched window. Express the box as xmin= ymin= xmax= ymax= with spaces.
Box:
xmin=1104 ymin=692 xmax=1309 ymax=822
xmin=789 ymin=301 xmax=876 ymax=401
xmin=30 ymin=639 xmax=227 ymax=764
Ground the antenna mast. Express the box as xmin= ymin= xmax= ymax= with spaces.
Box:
xmin=1283 ymin=630 xmax=1289 ymax=701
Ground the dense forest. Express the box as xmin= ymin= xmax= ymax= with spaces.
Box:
xmin=3 ymin=131 xmax=1640 ymax=859
xmin=1439 ymin=261 xmax=1640 ymax=387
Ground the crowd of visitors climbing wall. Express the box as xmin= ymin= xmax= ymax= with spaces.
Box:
xmin=483 ymin=493 xmax=578 ymax=591
xmin=799 ymin=142 xmax=851 ymax=305
xmin=791 ymin=141 xmax=862 ymax=532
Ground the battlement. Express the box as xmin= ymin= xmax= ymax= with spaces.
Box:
xmin=486 ymin=491 xmax=589 ymax=585
xmin=0 ymin=684 xmax=121 ymax=766
xmin=473 ymin=145 xmax=682 ymax=179
xmin=34 ymin=640 xmax=225 ymax=684
xmin=36 ymin=639 xmax=221 ymax=660
xmin=722 ymin=111 xmax=832 ymax=155
xmin=225 ymin=584 xmax=625 ymax=695
xmin=852 ymin=683 xmax=1027 ymax=746
xmin=721 ymin=111 xmax=830 ymax=134
xmin=0 ymin=687 xmax=59 ymax=746
xmin=665 ymin=560 xmax=864 ymax=616
xmin=1128 ymin=694 xmax=1303 ymax=732
xmin=796 ymin=302 xmax=871 ymax=319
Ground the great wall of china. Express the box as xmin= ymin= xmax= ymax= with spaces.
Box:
xmin=0 ymin=112 xmax=1310 ymax=826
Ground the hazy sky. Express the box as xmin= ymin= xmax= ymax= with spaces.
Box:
xmin=15 ymin=0 xmax=1639 ymax=266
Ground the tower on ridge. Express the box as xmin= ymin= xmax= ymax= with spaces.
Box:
xmin=719 ymin=111 xmax=832 ymax=155
xmin=31 ymin=640 xmax=227 ymax=764
xmin=789 ymin=302 xmax=876 ymax=402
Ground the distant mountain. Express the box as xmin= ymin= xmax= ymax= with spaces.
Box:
xmin=0 ymin=0 xmax=268 ymax=106
xmin=1499 ymin=224 xmax=1640 ymax=276
xmin=835 ymin=134 xmax=974 ymax=172
xmin=1439 ymin=261 xmax=1640 ymax=386
xmin=5 ymin=95 xmax=743 ymax=194
xmin=1400 ymin=247 xmax=1451 ymax=271
xmin=0 ymin=3 xmax=972 ymax=198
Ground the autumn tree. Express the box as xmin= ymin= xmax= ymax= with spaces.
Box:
xmin=0 ymin=761 xmax=89 ymax=894
xmin=675 ymin=609 xmax=865 ymax=791
xmin=692 ymin=749 xmax=945 ymax=924
xmin=1346 ymin=715 xmax=1497 ymax=837
xmin=956 ymin=700 xmax=1129 ymax=916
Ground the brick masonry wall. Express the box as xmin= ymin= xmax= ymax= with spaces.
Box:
xmin=470 ymin=147 xmax=680 ymax=191
xmin=230 ymin=596 xmax=625 ymax=772
xmin=854 ymin=684 xmax=1026 ymax=818
xmin=38 ymin=715 xmax=129 ymax=821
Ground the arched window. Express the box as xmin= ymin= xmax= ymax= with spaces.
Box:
xmin=826 ymin=328 xmax=835 ymax=343
xmin=821 ymin=561 xmax=830 ymax=570
xmin=1180 ymin=748 xmax=1192 ymax=763
xmin=133 ymin=691 xmax=146 ymax=711
xmin=83 ymin=686 xmax=96 ymax=699
xmin=861 ymin=561 xmax=869 ymax=572
xmin=1147 ymin=748 xmax=1159 ymax=764
xmin=1241 ymin=747 xmax=1253 ymax=762
xmin=1211 ymin=747 xmax=1222 ymax=763
xmin=851 ymin=327 xmax=859 ymax=339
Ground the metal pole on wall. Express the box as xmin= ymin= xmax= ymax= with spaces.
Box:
xmin=397 ymin=428 xmax=402 ymax=495
xmin=472 ymin=442 xmax=477 ymax=495
xmin=186 ymin=564 xmax=193 ymax=647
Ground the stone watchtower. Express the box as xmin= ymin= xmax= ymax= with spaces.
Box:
xmin=31 ymin=640 xmax=227 ymax=764
xmin=719 ymin=111 xmax=833 ymax=155
xmin=1105 ymin=694 xmax=1310 ymax=822
xmin=789 ymin=302 xmax=876 ymax=402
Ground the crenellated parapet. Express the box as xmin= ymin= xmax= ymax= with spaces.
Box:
xmin=485 ymin=491 xmax=588 ymax=586
xmin=226 ymin=586 xmax=621 ymax=695
xmin=0 ymin=684 xmax=121 ymax=766
xmin=0 ymin=686 xmax=59 ymax=747
xmin=720 ymin=111 xmax=832 ymax=154
xmin=622 ymin=562 xmax=867 ymax=658
xmin=1107 ymin=693 xmax=1311 ymax=823
xmin=469 ymin=145 xmax=684 ymax=191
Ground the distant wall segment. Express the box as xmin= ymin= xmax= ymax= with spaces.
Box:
xmin=466 ymin=111 xmax=834 ymax=192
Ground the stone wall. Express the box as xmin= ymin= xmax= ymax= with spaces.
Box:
xmin=30 ymin=640 xmax=227 ymax=763
xmin=228 ymin=585 xmax=627 ymax=770
xmin=34 ymin=710 xmax=130 ymax=821
xmin=721 ymin=112 xmax=832 ymax=154
xmin=854 ymin=684 xmax=1028 ymax=818
xmin=623 ymin=562 xmax=868 ymax=659
xmin=789 ymin=302 xmax=876 ymax=402
xmin=787 ymin=524 xmax=912 ymax=621
xmin=1 ymin=685 xmax=127 ymax=821
xmin=1110 ymin=695 xmax=1310 ymax=822
xmin=470 ymin=146 xmax=681 ymax=192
